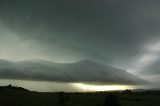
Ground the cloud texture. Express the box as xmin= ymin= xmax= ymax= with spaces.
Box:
xmin=0 ymin=0 xmax=160 ymax=86
xmin=0 ymin=59 xmax=146 ymax=85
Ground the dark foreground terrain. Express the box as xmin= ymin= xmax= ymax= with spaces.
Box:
xmin=0 ymin=85 xmax=160 ymax=106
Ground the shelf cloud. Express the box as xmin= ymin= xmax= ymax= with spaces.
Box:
xmin=0 ymin=0 xmax=160 ymax=89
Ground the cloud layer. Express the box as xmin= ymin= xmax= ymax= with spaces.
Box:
xmin=0 ymin=59 xmax=146 ymax=85
xmin=0 ymin=0 xmax=160 ymax=64
xmin=0 ymin=0 xmax=160 ymax=85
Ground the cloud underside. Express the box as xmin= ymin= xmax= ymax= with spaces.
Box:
xmin=0 ymin=59 xmax=146 ymax=85
xmin=1 ymin=0 xmax=160 ymax=65
xmin=0 ymin=0 xmax=160 ymax=82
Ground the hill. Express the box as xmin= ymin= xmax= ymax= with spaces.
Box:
xmin=0 ymin=85 xmax=160 ymax=106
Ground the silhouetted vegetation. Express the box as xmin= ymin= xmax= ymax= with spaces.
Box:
xmin=104 ymin=94 xmax=121 ymax=106
xmin=1 ymin=84 xmax=29 ymax=91
xmin=58 ymin=92 xmax=69 ymax=106
xmin=122 ymin=89 xmax=133 ymax=94
xmin=0 ymin=85 xmax=160 ymax=106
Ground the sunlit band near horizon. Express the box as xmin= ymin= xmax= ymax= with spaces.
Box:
xmin=0 ymin=79 xmax=136 ymax=92
xmin=74 ymin=83 xmax=135 ymax=91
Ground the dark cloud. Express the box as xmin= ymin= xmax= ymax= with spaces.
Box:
xmin=1 ymin=0 xmax=160 ymax=64
xmin=0 ymin=59 xmax=146 ymax=85
xmin=0 ymin=0 xmax=160 ymax=86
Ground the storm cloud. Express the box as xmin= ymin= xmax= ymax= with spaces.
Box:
xmin=0 ymin=0 xmax=160 ymax=89
xmin=0 ymin=59 xmax=146 ymax=85
xmin=0 ymin=0 xmax=160 ymax=64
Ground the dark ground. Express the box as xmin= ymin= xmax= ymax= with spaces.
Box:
xmin=0 ymin=85 xmax=160 ymax=106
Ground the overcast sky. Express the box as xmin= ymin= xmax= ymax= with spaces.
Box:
xmin=0 ymin=0 xmax=160 ymax=91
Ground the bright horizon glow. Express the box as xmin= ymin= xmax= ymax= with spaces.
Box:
xmin=0 ymin=79 xmax=136 ymax=92
xmin=74 ymin=83 xmax=135 ymax=91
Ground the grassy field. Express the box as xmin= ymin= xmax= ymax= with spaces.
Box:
xmin=0 ymin=86 xmax=160 ymax=106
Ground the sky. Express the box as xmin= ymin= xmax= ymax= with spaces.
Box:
xmin=0 ymin=0 xmax=160 ymax=91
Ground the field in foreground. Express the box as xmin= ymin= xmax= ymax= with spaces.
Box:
xmin=0 ymin=85 xmax=160 ymax=106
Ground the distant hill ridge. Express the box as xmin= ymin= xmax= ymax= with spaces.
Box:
xmin=0 ymin=84 xmax=29 ymax=91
